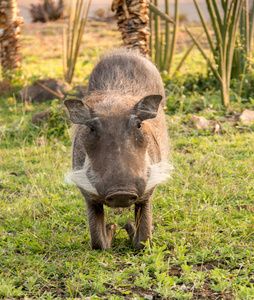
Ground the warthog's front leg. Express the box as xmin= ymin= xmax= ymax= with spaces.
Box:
xmin=86 ymin=201 xmax=117 ymax=250
xmin=125 ymin=198 xmax=152 ymax=250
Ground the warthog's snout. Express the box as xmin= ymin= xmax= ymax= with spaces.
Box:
xmin=105 ymin=192 xmax=138 ymax=208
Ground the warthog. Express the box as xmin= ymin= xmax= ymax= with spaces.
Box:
xmin=64 ymin=49 xmax=171 ymax=250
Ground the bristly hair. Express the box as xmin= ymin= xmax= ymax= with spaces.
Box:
xmin=65 ymin=157 xmax=99 ymax=196
xmin=145 ymin=161 xmax=174 ymax=193
xmin=66 ymin=160 xmax=173 ymax=196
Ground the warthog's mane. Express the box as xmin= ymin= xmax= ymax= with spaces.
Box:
xmin=87 ymin=48 xmax=165 ymax=104
xmin=83 ymin=91 xmax=141 ymax=115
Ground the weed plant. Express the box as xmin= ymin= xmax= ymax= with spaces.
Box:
xmin=163 ymin=68 xmax=254 ymax=116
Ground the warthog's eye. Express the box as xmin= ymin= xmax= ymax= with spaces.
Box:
xmin=89 ymin=125 xmax=99 ymax=138
xmin=86 ymin=124 xmax=99 ymax=139
xmin=134 ymin=119 xmax=145 ymax=146
xmin=86 ymin=119 xmax=100 ymax=138
xmin=136 ymin=120 xmax=142 ymax=129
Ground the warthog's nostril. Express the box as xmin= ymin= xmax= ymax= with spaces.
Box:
xmin=105 ymin=193 xmax=138 ymax=207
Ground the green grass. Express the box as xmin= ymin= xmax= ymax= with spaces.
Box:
xmin=0 ymin=20 xmax=254 ymax=299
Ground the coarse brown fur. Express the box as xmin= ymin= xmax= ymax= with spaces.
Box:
xmin=64 ymin=49 xmax=170 ymax=250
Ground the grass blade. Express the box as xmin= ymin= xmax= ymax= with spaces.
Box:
xmin=63 ymin=0 xmax=91 ymax=83
xmin=185 ymin=26 xmax=222 ymax=83
xmin=211 ymin=0 xmax=223 ymax=30
xmin=149 ymin=1 xmax=154 ymax=58
xmin=205 ymin=0 xmax=222 ymax=45
xmin=62 ymin=27 xmax=67 ymax=78
xmin=163 ymin=0 xmax=170 ymax=68
xmin=173 ymin=30 xmax=204 ymax=75
xmin=167 ymin=0 xmax=178 ymax=73
xmin=147 ymin=1 xmax=174 ymax=23
xmin=226 ymin=0 xmax=244 ymax=85
xmin=249 ymin=1 xmax=254 ymax=50
xmin=193 ymin=0 xmax=215 ymax=55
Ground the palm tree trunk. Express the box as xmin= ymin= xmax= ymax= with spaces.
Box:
xmin=0 ymin=0 xmax=23 ymax=76
xmin=112 ymin=0 xmax=150 ymax=55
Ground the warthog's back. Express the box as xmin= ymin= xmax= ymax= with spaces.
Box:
xmin=88 ymin=50 xmax=165 ymax=100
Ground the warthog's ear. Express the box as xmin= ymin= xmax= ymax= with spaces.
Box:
xmin=64 ymin=99 xmax=91 ymax=124
xmin=133 ymin=95 xmax=163 ymax=121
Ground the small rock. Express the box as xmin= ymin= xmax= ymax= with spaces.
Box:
xmin=37 ymin=136 xmax=46 ymax=147
xmin=214 ymin=123 xmax=220 ymax=134
xmin=31 ymin=111 xmax=50 ymax=125
xmin=190 ymin=115 xmax=211 ymax=130
xmin=190 ymin=115 xmax=220 ymax=133
xmin=18 ymin=79 xmax=72 ymax=102
xmin=239 ymin=110 xmax=254 ymax=125
xmin=144 ymin=295 xmax=153 ymax=300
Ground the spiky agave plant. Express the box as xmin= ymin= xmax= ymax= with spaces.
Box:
xmin=62 ymin=0 xmax=91 ymax=84
xmin=232 ymin=0 xmax=254 ymax=78
xmin=148 ymin=0 xmax=202 ymax=75
xmin=148 ymin=0 xmax=177 ymax=73
xmin=187 ymin=0 xmax=244 ymax=107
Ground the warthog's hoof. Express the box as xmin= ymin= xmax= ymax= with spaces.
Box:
xmin=124 ymin=221 xmax=135 ymax=241
xmin=106 ymin=223 xmax=118 ymax=247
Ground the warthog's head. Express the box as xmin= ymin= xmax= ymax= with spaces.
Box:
xmin=65 ymin=94 xmax=171 ymax=208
